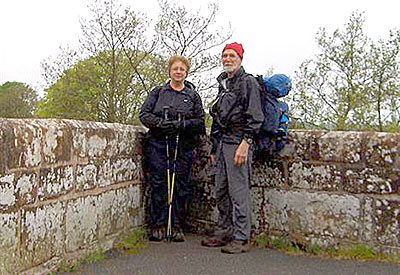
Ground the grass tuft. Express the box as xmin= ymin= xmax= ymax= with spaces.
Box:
xmin=255 ymin=234 xmax=400 ymax=264
xmin=115 ymin=229 xmax=147 ymax=254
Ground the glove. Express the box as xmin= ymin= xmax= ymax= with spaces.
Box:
xmin=158 ymin=120 xmax=181 ymax=135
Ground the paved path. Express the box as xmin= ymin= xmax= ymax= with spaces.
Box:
xmin=57 ymin=234 xmax=399 ymax=275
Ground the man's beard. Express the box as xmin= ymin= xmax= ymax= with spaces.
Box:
xmin=223 ymin=65 xmax=236 ymax=73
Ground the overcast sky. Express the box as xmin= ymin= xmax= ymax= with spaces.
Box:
xmin=1 ymin=0 xmax=399 ymax=94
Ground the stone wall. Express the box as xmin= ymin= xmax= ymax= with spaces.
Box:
xmin=0 ymin=119 xmax=399 ymax=273
xmin=0 ymin=119 xmax=146 ymax=274
xmin=191 ymin=130 xmax=400 ymax=257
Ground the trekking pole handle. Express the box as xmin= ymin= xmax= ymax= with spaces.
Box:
xmin=163 ymin=106 xmax=170 ymax=120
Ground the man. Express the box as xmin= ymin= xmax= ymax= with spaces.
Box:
xmin=201 ymin=42 xmax=264 ymax=253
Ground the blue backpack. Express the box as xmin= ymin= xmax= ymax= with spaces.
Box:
xmin=254 ymin=74 xmax=292 ymax=155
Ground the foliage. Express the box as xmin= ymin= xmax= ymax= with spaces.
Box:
xmin=255 ymin=234 xmax=399 ymax=264
xmin=38 ymin=51 xmax=164 ymax=123
xmin=84 ymin=251 xmax=107 ymax=263
xmin=337 ymin=243 xmax=377 ymax=260
xmin=0 ymin=82 xmax=39 ymax=118
xmin=254 ymin=233 xmax=272 ymax=248
xmin=115 ymin=229 xmax=147 ymax=254
xmin=40 ymin=0 xmax=164 ymax=124
xmin=290 ymin=11 xmax=400 ymax=132
xmin=38 ymin=57 xmax=103 ymax=121
xmin=55 ymin=249 xmax=106 ymax=273
xmin=38 ymin=0 xmax=232 ymax=123
xmin=155 ymin=0 xmax=232 ymax=104
xmin=55 ymin=230 xmax=146 ymax=272
xmin=41 ymin=45 xmax=81 ymax=88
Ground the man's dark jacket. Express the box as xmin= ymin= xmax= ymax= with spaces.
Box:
xmin=210 ymin=67 xmax=264 ymax=153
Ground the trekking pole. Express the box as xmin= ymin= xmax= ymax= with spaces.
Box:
xmin=167 ymin=112 xmax=181 ymax=242
xmin=163 ymin=106 xmax=172 ymax=241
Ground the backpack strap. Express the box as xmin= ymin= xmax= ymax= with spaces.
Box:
xmin=211 ymin=78 xmax=239 ymax=127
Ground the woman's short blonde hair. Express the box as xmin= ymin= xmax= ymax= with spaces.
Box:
xmin=168 ymin=55 xmax=191 ymax=74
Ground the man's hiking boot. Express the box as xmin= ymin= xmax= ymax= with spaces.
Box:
xmin=221 ymin=240 xmax=250 ymax=254
xmin=201 ymin=235 xmax=232 ymax=247
xmin=149 ymin=227 xmax=165 ymax=242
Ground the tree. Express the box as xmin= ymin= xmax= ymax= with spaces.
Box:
xmin=0 ymin=82 xmax=38 ymax=118
xmin=39 ymin=0 xmax=232 ymax=123
xmin=367 ymin=29 xmax=400 ymax=131
xmin=40 ymin=0 xmax=164 ymax=124
xmin=155 ymin=0 xmax=232 ymax=102
xmin=38 ymin=51 xmax=165 ymax=123
xmin=290 ymin=11 xmax=400 ymax=132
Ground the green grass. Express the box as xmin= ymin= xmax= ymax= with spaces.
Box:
xmin=115 ymin=229 xmax=147 ymax=254
xmin=254 ymin=235 xmax=290 ymax=250
xmin=337 ymin=243 xmax=377 ymax=259
xmin=254 ymin=234 xmax=399 ymax=264
xmin=84 ymin=251 xmax=107 ymax=263
xmin=305 ymin=243 xmax=321 ymax=255
xmin=56 ymin=260 xmax=80 ymax=273
xmin=55 ymin=249 xmax=106 ymax=273
xmin=54 ymin=229 xmax=148 ymax=272
xmin=254 ymin=234 xmax=271 ymax=247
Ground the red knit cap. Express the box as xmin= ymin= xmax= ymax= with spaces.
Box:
xmin=222 ymin=42 xmax=244 ymax=59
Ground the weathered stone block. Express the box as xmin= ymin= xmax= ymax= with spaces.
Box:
xmin=252 ymin=189 xmax=289 ymax=234
xmin=76 ymin=163 xmax=98 ymax=191
xmin=0 ymin=173 xmax=16 ymax=210
xmin=70 ymin=121 xmax=119 ymax=159
xmin=3 ymin=119 xmax=43 ymax=169
xmin=359 ymin=197 xmax=374 ymax=242
xmin=39 ymin=166 xmax=74 ymax=200
xmin=16 ymin=171 xmax=39 ymax=206
xmin=39 ymin=119 xmax=72 ymax=164
xmin=252 ymin=160 xmax=286 ymax=188
xmin=288 ymin=162 xmax=342 ymax=191
xmin=192 ymin=135 xmax=214 ymax=183
xmin=0 ymin=122 xmax=6 ymax=173
xmin=125 ymin=185 xmax=145 ymax=228
xmin=21 ymin=202 xmax=65 ymax=268
xmin=373 ymin=198 xmax=400 ymax=246
xmin=65 ymin=186 xmax=143 ymax=252
xmin=66 ymin=196 xmax=101 ymax=252
xmin=363 ymin=132 xmax=400 ymax=168
xmin=97 ymin=186 xmax=143 ymax=239
xmin=97 ymin=159 xmax=114 ymax=187
xmin=318 ymin=131 xmax=362 ymax=163
xmin=115 ymin=126 xmax=145 ymax=156
xmin=285 ymin=191 xmax=360 ymax=240
xmin=191 ymin=181 xmax=219 ymax=227
xmin=113 ymin=158 xmax=142 ymax=184
xmin=95 ymin=158 xmax=142 ymax=187
xmin=3 ymin=119 xmax=74 ymax=168
xmin=344 ymin=167 xmax=400 ymax=194
xmin=0 ymin=212 xmax=19 ymax=274
xmin=1 ymin=171 xmax=40 ymax=210
xmin=288 ymin=130 xmax=325 ymax=161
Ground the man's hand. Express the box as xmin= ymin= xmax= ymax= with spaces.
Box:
xmin=234 ymin=139 xmax=250 ymax=167
xmin=210 ymin=154 xmax=216 ymax=163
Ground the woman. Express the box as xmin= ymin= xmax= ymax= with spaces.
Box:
xmin=139 ymin=55 xmax=205 ymax=242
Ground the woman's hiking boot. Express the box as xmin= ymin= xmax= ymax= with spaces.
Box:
xmin=172 ymin=227 xmax=185 ymax=242
xmin=149 ymin=227 xmax=165 ymax=242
